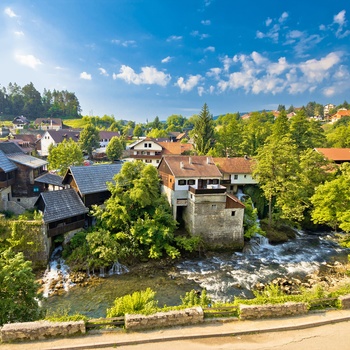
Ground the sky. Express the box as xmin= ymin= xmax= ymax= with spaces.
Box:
xmin=1 ymin=0 xmax=350 ymax=123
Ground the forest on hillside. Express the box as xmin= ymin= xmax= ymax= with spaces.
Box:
xmin=0 ymin=82 xmax=81 ymax=120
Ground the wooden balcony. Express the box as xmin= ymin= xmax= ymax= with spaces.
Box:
xmin=47 ymin=219 xmax=86 ymax=238
xmin=189 ymin=185 xmax=226 ymax=195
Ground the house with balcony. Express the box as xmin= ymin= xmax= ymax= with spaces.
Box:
xmin=158 ymin=155 xmax=245 ymax=249
xmin=34 ymin=188 xmax=88 ymax=239
xmin=213 ymin=157 xmax=257 ymax=194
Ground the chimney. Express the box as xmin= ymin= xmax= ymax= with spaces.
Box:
xmin=180 ymin=161 xmax=184 ymax=169
xmin=189 ymin=157 xmax=192 ymax=164
xmin=207 ymin=157 xmax=210 ymax=164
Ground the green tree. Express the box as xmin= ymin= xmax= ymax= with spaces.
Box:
xmin=147 ymin=128 xmax=168 ymax=138
xmin=48 ymin=138 xmax=84 ymax=176
xmin=192 ymin=103 xmax=215 ymax=155
xmin=133 ymin=124 xmax=143 ymax=139
xmin=253 ymin=135 xmax=299 ymax=227
xmin=80 ymin=123 xmax=100 ymax=159
xmin=22 ymin=82 xmax=43 ymax=119
xmin=93 ymin=162 xmax=179 ymax=260
xmin=311 ymin=163 xmax=350 ymax=232
xmin=0 ymin=249 xmax=42 ymax=325
xmin=106 ymin=136 xmax=124 ymax=161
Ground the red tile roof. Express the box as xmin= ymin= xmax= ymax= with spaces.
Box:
xmin=161 ymin=155 xmax=222 ymax=177
xmin=213 ymin=157 xmax=255 ymax=174
xmin=315 ymin=148 xmax=350 ymax=161
xmin=158 ymin=142 xmax=193 ymax=155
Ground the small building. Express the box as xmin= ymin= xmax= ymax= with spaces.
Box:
xmin=12 ymin=115 xmax=30 ymax=130
xmin=330 ymin=109 xmax=350 ymax=124
xmin=35 ymin=188 xmax=88 ymax=239
xmin=99 ymin=131 xmax=121 ymax=148
xmin=213 ymin=157 xmax=257 ymax=194
xmin=35 ymin=172 xmax=65 ymax=191
xmin=158 ymin=155 xmax=244 ymax=249
xmin=0 ymin=126 xmax=10 ymax=137
xmin=34 ymin=118 xmax=63 ymax=131
xmin=39 ymin=129 xmax=81 ymax=156
xmin=62 ymin=163 xmax=122 ymax=207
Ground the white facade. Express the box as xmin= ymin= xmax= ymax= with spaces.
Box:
xmin=39 ymin=131 xmax=56 ymax=157
xmin=130 ymin=140 xmax=163 ymax=166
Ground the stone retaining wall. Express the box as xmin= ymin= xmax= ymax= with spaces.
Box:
xmin=125 ymin=307 xmax=204 ymax=330
xmin=239 ymin=302 xmax=308 ymax=320
xmin=0 ymin=321 xmax=85 ymax=342
xmin=338 ymin=294 xmax=350 ymax=309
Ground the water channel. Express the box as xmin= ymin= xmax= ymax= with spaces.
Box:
xmin=41 ymin=231 xmax=350 ymax=318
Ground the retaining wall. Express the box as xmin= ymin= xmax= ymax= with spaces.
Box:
xmin=239 ymin=302 xmax=308 ymax=320
xmin=0 ymin=321 xmax=85 ymax=342
xmin=338 ymin=294 xmax=350 ymax=309
xmin=125 ymin=307 xmax=204 ymax=330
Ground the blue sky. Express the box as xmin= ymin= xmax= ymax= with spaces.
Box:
xmin=1 ymin=1 xmax=350 ymax=123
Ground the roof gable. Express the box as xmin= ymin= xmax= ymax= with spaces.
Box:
xmin=0 ymin=141 xmax=25 ymax=155
xmin=62 ymin=164 xmax=122 ymax=195
xmin=213 ymin=157 xmax=255 ymax=174
xmin=46 ymin=130 xmax=81 ymax=143
xmin=35 ymin=188 xmax=88 ymax=223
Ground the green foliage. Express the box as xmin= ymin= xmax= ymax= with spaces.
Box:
xmin=0 ymin=249 xmax=43 ymax=325
xmin=192 ymin=103 xmax=215 ymax=155
xmin=146 ymin=128 xmax=168 ymax=138
xmin=243 ymin=198 xmax=265 ymax=239
xmin=106 ymin=288 xmax=158 ymax=317
xmin=174 ymin=235 xmax=203 ymax=252
xmin=48 ymin=138 xmax=84 ymax=176
xmin=45 ymin=307 xmax=88 ymax=322
xmin=311 ymin=163 xmax=350 ymax=232
xmin=80 ymin=123 xmax=100 ymax=158
xmin=106 ymin=136 xmax=124 ymax=161
xmin=180 ymin=289 xmax=211 ymax=308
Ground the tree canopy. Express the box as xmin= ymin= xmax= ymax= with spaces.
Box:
xmin=48 ymin=138 xmax=84 ymax=176
xmin=106 ymin=136 xmax=124 ymax=161
xmin=79 ymin=123 xmax=100 ymax=159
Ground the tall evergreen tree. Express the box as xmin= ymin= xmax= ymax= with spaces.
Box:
xmin=80 ymin=123 xmax=100 ymax=159
xmin=192 ymin=103 xmax=214 ymax=155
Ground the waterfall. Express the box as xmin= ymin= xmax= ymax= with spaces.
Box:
xmin=109 ymin=260 xmax=130 ymax=275
xmin=243 ymin=234 xmax=270 ymax=255
xmin=41 ymin=246 xmax=74 ymax=298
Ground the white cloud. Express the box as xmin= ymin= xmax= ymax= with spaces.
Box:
xmin=111 ymin=39 xmax=137 ymax=47
xmin=299 ymin=52 xmax=341 ymax=83
xmin=333 ymin=10 xmax=350 ymax=38
xmin=251 ymin=51 xmax=267 ymax=65
xmin=176 ymin=74 xmax=202 ymax=92
xmin=206 ymin=67 xmax=221 ymax=79
xmin=267 ymin=57 xmax=289 ymax=75
xmin=209 ymin=85 xmax=215 ymax=94
xmin=80 ymin=72 xmax=92 ymax=80
xmin=14 ymin=31 xmax=24 ymax=37
xmin=98 ymin=68 xmax=109 ymax=76
xmin=15 ymin=54 xmax=42 ymax=69
xmin=161 ymin=56 xmax=172 ymax=63
xmin=4 ymin=7 xmax=17 ymax=18
xmin=166 ymin=35 xmax=182 ymax=42
xmin=190 ymin=31 xmax=209 ymax=39
xmin=198 ymin=86 xmax=204 ymax=96
xmin=204 ymin=46 xmax=215 ymax=52
xmin=114 ymin=65 xmax=171 ymax=86
xmin=279 ymin=12 xmax=288 ymax=23
xmin=201 ymin=20 xmax=211 ymax=25
xmin=256 ymin=23 xmax=280 ymax=42
xmin=265 ymin=17 xmax=272 ymax=26
xmin=323 ymin=86 xmax=336 ymax=97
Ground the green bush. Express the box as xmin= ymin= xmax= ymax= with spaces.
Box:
xmin=106 ymin=288 xmax=158 ymax=317
xmin=45 ymin=307 xmax=88 ymax=322
xmin=180 ymin=289 xmax=211 ymax=308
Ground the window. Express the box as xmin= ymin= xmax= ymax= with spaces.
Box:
xmin=144 ymin=143 xmax=148 ymax=148
xmin=231 ymin=211 xmax=236 ymax=216
xmin=187 ymin=179 xmax=195 ymax=185
xmin=212 ymin=204 xmax=217 ymax=210
xmin=178 ymin=179 xmax=186 ymax=185
xmin=212 ymin=179 xmax=219 ymax=184
xmin=148 ymin=143 xmax=152 ymax=148
xmin=234 ymin=175 xmax=238 ymax=180
xmin=156 ymin=160 xmax=160 ymax=163
xmin=244 ymin=175 xmax=247 ymax=178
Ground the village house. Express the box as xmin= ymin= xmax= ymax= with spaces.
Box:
xmin=98 ymin=130 xmax=121 ymax=148
xmin=158 ymin=155 xmax=245 ymax=249
xmin=127 ymin=138 xmax=193 ymax=166
xmin=0 ymin=141 xmax=48 ymax=212
xmin=12 ymin=115 xmax=30 ymax=130
xmin=62 ymin=163 xmax=122 ymax=207
xmin=330 ymin=109 xmax=350 ymax=124
xmin=34 ymin=118 xmax=63 ymax=131
xmin=39 ymin=129 xmax=81 ymax=156
xmin=213 ymin=157 xmax=258 ymax=194
xmin=34 ymin=188 xmax=88 ymax=245
xmin=324 ymin=103 xmax=335 ymax=117
xmin=35 ymin=172 xmax=65 ymax=191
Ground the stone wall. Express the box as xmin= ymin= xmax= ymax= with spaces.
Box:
xmin=0 ymin=321 xmax=85 ymax=342
xmin=338 ymin=294 xmax=350 ymax=309
xmin=239 ymin=302 xmax=308 ymax=320
xmin=125 ymin=307 xmax=204 ymax=330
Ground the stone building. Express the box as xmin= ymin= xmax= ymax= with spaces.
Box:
xmin=158 ymin=155 xmax=245 ymax=249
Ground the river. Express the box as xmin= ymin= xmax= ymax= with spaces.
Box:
xmin=41 ymin=231 xmax=349 ymax=318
